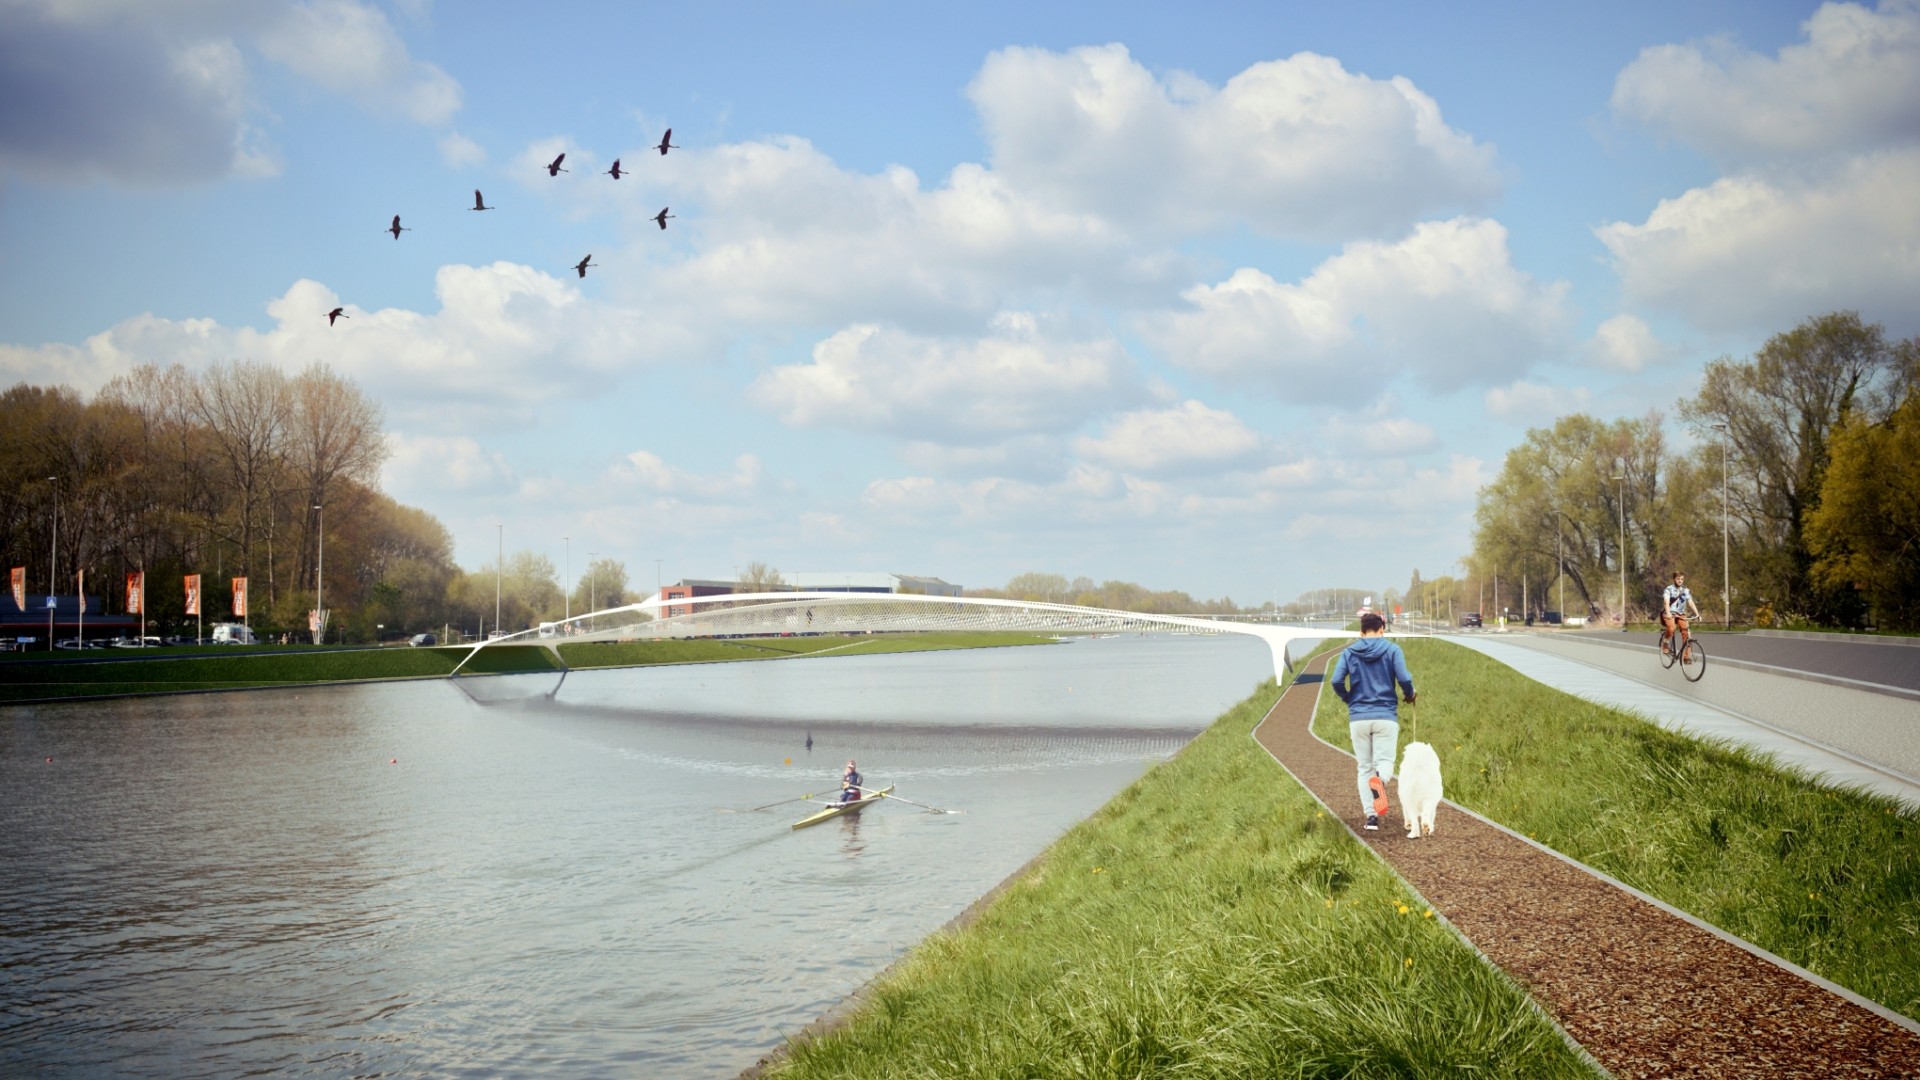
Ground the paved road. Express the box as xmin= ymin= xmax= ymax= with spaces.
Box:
xmin=1442 ymin=633 xmax=1920 ymax=811
xmin=1560 ymin=629 xmax=1920 ymax=695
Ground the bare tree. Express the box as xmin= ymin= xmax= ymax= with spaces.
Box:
xmin=287 ymin=362 xmax=388 ymax=593
xmin=188 ymin=360 xmax=291 ymax=580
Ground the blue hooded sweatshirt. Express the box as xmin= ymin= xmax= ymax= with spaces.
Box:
xmin=1329 ymin=636 xmax=1414 ymax=721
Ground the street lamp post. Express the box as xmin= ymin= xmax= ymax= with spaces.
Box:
xmin=314 ymin=505 xmax=326 ymax=643
xmin=587 ymin=552 xmax=598 ymax=612
xmin=47 ymin=476 xmax=57 ymax=650
xmin=495 ymin=524 xmax=503 ymax=636
xmin=1612 ymin=471 xmax=1628 ymax=629
xmin=1713 ymin=422 xmax=1731 ymax=625
xmin=564 ymin=536 xmax=570 ymax=622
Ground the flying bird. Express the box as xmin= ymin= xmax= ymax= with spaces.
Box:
xmin=652 ymin=207 xmax=675 ymax=230
xmin=326 ymin=307 xmax=348 ymax=326
xmin=545 ymin=153 xmax=569 ymax=177
xmin=606 ymin=159 xmax=624 ymax=179
xmin=573 ymin=254 xmax=597 ymax=278
xmin=471 ymin=189 xmax=493 ymax=211
xmin=387 ymin=215 xmax=409 ymax=239
xmin=653 ymin=128 xmax=678 ymax=155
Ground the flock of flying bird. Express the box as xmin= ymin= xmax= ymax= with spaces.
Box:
xmin=325 ymin=128 xmax=680 ymax=327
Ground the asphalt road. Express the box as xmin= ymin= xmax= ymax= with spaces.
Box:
xmin=1560 ymin=630 xmax=1920 ymax=695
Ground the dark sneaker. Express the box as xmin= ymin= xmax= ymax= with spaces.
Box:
xmin=1368 ymin=776 xmax=1389 ymax=817
xmin=1364 ymin=814 xmax=1380 ymax=831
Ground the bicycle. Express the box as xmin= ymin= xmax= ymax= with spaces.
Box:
xmin=1657 ymin=621 xmax=1707 ymax=682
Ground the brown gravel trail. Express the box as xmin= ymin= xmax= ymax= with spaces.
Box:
xmin=1255 ymin=653 xmax=1920 ymax=1079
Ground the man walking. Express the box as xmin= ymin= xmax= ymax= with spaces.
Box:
xmin=1329 ymin=612 xmax=1416 ymax=831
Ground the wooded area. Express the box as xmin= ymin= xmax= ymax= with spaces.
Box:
xmin=0 ymin=361 xmax=633 ymax=643
xmin=1465 ymin=312 xmax=1919 ymax=630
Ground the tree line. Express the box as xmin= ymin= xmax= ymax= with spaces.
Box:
xmin=1464 ymin=311 xmax=1918 ymax=630
xmin=0 ymin=362 xmax=635 ymax=643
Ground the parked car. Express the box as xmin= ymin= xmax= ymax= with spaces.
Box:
xmin=1460 ymin=612 xmax=1483 ymax=628
xmin=1539 ymin=610 xmax=1563 ymax=625
xmin=409 ymin=633 xmax=437 ymax=647
xmin=210 ymin=622 xmax=256 ymax=645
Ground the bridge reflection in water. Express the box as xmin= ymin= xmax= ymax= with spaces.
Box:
xmin=451 ymin=591 xmax=1353 ymax=682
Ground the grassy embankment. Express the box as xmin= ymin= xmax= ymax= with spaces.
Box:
xmin=761 ymin=655 xmax=1603 ymax=1079
xmin=760 ymin=636 xmax=1919 ymax=1077
xmin=0 ymin=632 xmax=1056 ymax=703
xmin=1309 ymin=638 xmax=1920 ymax=1021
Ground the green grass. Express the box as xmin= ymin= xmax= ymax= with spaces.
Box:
xmin=0 ymin=633 xmax=1055 ymax=702
xmin=762 ymin=665 xmax=1600 ymax=1079
xmin=556 ymin=631 xmax=1053 ymax=669
xmin=1311 ymin=638 xmax=1920 ymax=1020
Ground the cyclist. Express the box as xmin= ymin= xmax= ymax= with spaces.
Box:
xmin=1660 ymin=571 xmax=1701 ymax=646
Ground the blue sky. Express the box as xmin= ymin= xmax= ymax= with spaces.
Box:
xmin=5 ymin=1 xmax=1918 ymax=606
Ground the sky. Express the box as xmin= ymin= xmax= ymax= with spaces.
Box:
xmin=3 ymin=1 xmax=1918 ymax=608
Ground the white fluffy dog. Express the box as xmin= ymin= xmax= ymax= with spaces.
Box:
xmin=1397 ymin=741 xmax=1443 ymax=839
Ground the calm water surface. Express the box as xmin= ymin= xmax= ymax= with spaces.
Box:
xmin=1 ymin=635 xmax=1276 ymax=1077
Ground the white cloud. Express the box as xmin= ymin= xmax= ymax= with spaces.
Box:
xmin=438 ymin=130 xmax=485 ymax=168
xmin=968 ymin=43 xmax=1500 ymax=239
xmin=611 ymin=451 xmax=765 ymax=499
xmin=1350 ymin=417 xmax=1439 ymax=455
xmin=625 ymin=137 xmax=1174 ymax=330
xmin=0 ymin=0 xmax=461 ymax=185
xmin=1612 ymin=0 xmax=1920 ymax=164
xmin=749 ymin=315 xmax=1144 ymax=444
xmin=1140 ymin=217 xmax=1572 ymax=402
xmin=1071 ymin=400 xmax=1264 ymax=476
xmin=1484 ymin=381 xmax=1593 ymax=423
xmin=253 ymin=0 xmax=460 ymax=124
xmin=0 ymin=4 xmax=258 ymax=184
xmin=1585 ymin=314 xmax=1672 ymax=373
xmin=1596 ymin=148 xmax=1920 ymax=334
xmin=381 ymin=432 xmax=515 ymax=495
xmin=0 ymin=268 xmax=701 ymax=429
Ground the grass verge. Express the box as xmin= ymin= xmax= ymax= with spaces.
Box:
xmin=1310 ymin=637 xmax=1920 ymax=1020
xmin=0 ymin=632 xmax=1055 ymax=703
xmin=759 ymin=665 xmax=1601 ymax=1079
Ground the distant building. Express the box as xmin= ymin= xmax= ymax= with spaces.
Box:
xmin=658 ymin=572 xmax=962 ymax=615
xmin=0 ymin=593 xmax=137 ymax=645
xmin=787 ymin=572 xmax=961 ymax=597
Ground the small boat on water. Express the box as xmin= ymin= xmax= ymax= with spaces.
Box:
xmin=791 ymin=785 xmax=893 ymax=830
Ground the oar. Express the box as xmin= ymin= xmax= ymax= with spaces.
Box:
xmin=856 ymin=785 xmax=962 ymax=814
xmin=744 ymin=792 xmax=820 ymax=812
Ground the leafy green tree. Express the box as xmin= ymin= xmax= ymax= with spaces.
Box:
xmin=1680 ymin=312 xmax=1910 ymax=623
xmin=1805 ymin=373 xmax=1920 ymax=629
xmin=1471 ymin=413 xmax=1664 ymax=622
xmin=573 ymin=557 xmax=630 ymax=612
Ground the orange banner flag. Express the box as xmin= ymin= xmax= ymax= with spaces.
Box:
xmin=126 ymin=571 xmax=144 ymax=614
xmin=232 ymin=577 xmax=248 ymax=618
xmin=185 ymin=574 xmax=201 ymax=616
xmin=9 ymin=567 xmax=22 ymax=612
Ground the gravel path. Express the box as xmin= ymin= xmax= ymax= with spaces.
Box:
xmin=1254 ymin=653 xmax=1920 ymax=1079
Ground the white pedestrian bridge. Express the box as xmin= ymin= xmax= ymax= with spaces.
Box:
xmin=451 ymin=591 xmax=1353 ymax=680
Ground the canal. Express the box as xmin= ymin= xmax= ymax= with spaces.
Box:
xmin=1 ymin=634 xmax=1276 ymax=1077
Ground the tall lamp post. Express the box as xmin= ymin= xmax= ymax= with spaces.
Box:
xmin=588 ymin=552 xmax=598 ymax=612
xmin=564 ymin=535 xmax=570 ymax=622
xmin=47 ymin=476 xmax=58 ymax=650
xmin=1712 ymin=422 xmax=1731 ymax=625
xmin=313 ymin=504 xmax=324 ymax=644
xmin=1611 ymin=470 xmax=1628 ymax=629
xmin=495 ymin=523 xmax=503 ymax=636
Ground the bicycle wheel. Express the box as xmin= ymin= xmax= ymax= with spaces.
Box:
xmin=1659 ymin=630 xmax=1677 ymax=668
xmin=1681 ymin=637 xmax=1706 ymax=682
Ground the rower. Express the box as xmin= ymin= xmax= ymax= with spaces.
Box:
xmin=840 ymin=760 xmax=863 ymax=803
